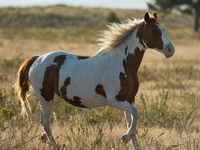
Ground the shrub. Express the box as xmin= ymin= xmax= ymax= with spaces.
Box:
xmin=1 ymin=107 xmax=15 ymax=119
xmin=107 ymin=12 xmax=120 ymax=23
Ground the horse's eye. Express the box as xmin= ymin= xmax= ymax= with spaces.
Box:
xmin=152 ymin=29 xmax=156 ymax=34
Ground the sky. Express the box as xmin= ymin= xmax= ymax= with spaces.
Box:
xmin=0 ymin=0 xmax=152 ymax=9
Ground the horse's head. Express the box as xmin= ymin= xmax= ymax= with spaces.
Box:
xmin=137 ymin=12 xmax=175 ymax=58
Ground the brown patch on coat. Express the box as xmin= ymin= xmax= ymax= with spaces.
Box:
xmin=77 ymin=55 xmax=89 ymax=60
xmin=40 ymin=55 xmax=66 ymax=101
xmin=95 ymin=84 xmax=106 ymax=98
xmin=60 ymin=77 xmax=87 ymax=108
xmin=52 ymin=55 xmax=67 ymax=95
xmin=115 ymin=47 xmax=144 ymax=104
xmin=136 ymin=12 xmax=163 ymax=50
xmin=125 ymin=46 xmax=128 ymax=55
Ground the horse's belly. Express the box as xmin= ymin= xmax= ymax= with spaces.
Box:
xmin=58 ymin=77 xmax=108 ymax=108
xmin=61 ymin=91 xmax=108 ymax=108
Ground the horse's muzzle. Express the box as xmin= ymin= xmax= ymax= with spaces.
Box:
xmin=163 ymin=45 xmax=175 ymax=58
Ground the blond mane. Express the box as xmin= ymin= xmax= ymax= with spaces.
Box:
xmin=98 ymin=19 xmax=144 ymax=50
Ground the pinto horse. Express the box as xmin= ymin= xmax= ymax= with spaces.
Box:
xmin=16 ymin=12 xmax=175 ymax=149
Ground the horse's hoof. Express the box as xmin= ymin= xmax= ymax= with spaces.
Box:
xmin=121 ymin=134 xmax=129 ymax=143
xmin=41 ymin=133 xmax=48 ymax=143
xmin=122 ymin=132 xmax=136 ymax=143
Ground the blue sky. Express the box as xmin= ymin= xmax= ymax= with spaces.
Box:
xmin=0 ymin=0 xmax=152 ymax=9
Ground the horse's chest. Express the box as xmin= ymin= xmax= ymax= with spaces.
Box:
xmin=126 ymin=80 xmax=139 ymax=102
xmin=115 ymin=73 xmax=139 ymax=104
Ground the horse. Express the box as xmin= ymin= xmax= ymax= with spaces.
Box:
xmin=16 ymin=12 xmax=175 ymax=149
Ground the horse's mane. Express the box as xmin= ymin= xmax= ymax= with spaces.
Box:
xmin=98 ymin=18 xmax=144 ymax=50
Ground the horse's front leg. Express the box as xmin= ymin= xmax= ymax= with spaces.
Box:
xmin=108 ymin=98 xmax=139 ymax=144
xmin=124 ymin=100 xmax=141 ymax=149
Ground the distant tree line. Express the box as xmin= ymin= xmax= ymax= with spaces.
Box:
xmin=148 ymin=0 xmax=200 ymax=32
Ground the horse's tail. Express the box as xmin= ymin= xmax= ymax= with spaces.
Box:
xmin=16 ymin=55 xmax=38 ymax=117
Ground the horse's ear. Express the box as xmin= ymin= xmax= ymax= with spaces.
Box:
xmin=144 ymin=12 xmax=149 ymax=23
xmin=153 ymin=12 xmax=157 ymax=19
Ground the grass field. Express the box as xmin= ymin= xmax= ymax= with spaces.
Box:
xmin=0 ymin=6 xmax=200 ymax=150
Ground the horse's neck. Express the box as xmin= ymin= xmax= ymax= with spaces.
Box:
xmin=96 ymin=27 xmax=145 ymax=76
xmin=114 ymin=28 xmax=145 ymax=75
xmin=125 ymin=27 xmax=146 ymax=52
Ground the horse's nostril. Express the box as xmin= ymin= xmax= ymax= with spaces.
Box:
xmin=168 ymin=48 xmax=171 ymax=52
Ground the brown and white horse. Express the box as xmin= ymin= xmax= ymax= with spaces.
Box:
xmin=16 ymin=12 xmax=175 ymax=149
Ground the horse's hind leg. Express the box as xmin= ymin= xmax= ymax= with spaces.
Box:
xmin=41 ymin=100 xmax=59 ymax=149
xmin=40 ymin=113 xmax=48 ymax=143
xmin=124 ymin=101 xmax=140 ymax=149
xmin=34 ymin=90 xmax=58 ymax=148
